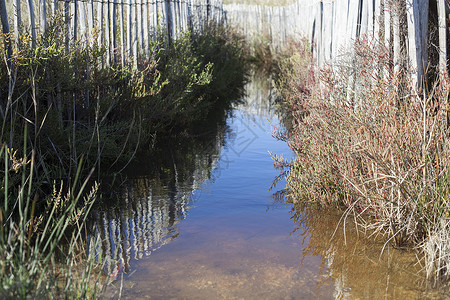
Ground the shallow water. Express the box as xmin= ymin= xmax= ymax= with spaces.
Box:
xmin=90 ymin=77 xmax=448 ymax=299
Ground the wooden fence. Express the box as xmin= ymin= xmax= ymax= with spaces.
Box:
xmin=224 ymin=0 xmax=449 ymax=87
xmin=224 ymin=0 xmax=383 ymax=66
xmin=0 ymin=0 xmax=225 ymax=66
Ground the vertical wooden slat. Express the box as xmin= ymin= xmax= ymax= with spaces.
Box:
xmin=120 ymin=0 xmax=126 ymax=65
xmin=87 ymin=0 xmax=94 ymax=41
xmin=438 ymin=0 xmax=447 ymax=78
xmin=97 ymin=0 xmax=104 ymax=49
xmin=105 ymin=0 xmax=111 ymax=64
xmin=13 ymin=0 xmax=21 ymax=46
xmin=137 ymin=0 xmax=143 ymax=56
xmin=39 ymin=0 xmax=46 ymax=33
xmin=132 ymin=0 xmax=138 ymax=67
xmin=51 ymin=0 xmax=57 ymax=16
xmin=112 ymin=0 xmax=118 ymax=63
xmin=384 ymin=0 xmax=391 ymax=51
xmin=27 ymin=0 xmax=37 ymax=48
xmin=79 ymin=0 xmax=87 ymax=42
xmin=180 ymin=0 xmax=185 ymax=32
xmin=0 ymin=0 xmax=12 ymax=60
xmin=65 ymin=0 xmax=70 ymax=51
xmin=127 ymin=0 xmax=132 ymax=58
xmin=419 ymin=0 xmax=429 ymax=76
xmin=176 ymin=0 xmax=181 ymax=36
xmin=393 ymin=0 xmax=401 ymax=74
xmin=143 ymin=0 xmax=149 ymax=57
xmin=70 ymin=0 xmax=78 ymax=45
xmin=406 ymin=0 xmax=424 ymax=88
xmin=152 ymin=0 xmax=158 ymax=41
xmin=168 ymin=0 xmax=174 ymax=40
xmin=164 ymin=0 xmax=171 ymax=41
xmin=374 ymin=0 xmax=381 ymax=39
xmin=187 ymin=0 xmax=192 ymax=29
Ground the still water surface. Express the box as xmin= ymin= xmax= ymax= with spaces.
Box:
xmin=90 ymin=78 xmax=446 ymax=299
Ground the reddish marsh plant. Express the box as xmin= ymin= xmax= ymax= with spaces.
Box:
xmin=275 ymin=38 xmax=450 ymax=282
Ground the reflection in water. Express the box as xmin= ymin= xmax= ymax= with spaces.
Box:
xmin=239 ymin=74 xmax=277 ymax=119
xmin=87 ymin=76 xmax=276 ymax=278
xmin=98 ymin=75 xmax=337 ymax=299
xmin=86 ymin=73 xmax=448 ymax=299
xmin=224 ymin=0 xmax=376 ymax=66
xmin=88 ymin=107 xmax=228 ymax=276
xmin=292 ymin=202 xmax=448 ymax=299
xmin=90 ymin=180 xmax=189 ymax=275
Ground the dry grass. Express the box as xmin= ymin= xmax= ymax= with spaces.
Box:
xmin=274 ymin=37 xmax=450 ymax=283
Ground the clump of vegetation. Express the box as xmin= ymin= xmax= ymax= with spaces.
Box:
xmin=0 ymin=19 xmax=249 ymax=178
xmin=0 ymin=139 xmax=105 ymax=298
xmin=273 ymin=38 xmax=450 ymax=283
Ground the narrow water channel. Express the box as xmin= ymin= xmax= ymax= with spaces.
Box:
xmin=91 ymin=76 xmax=445 ymax=299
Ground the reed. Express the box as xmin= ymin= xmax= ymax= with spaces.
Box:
xmin=0 ymin=131 xmax=107 ymax=297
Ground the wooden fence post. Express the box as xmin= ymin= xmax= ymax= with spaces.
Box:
xmin=120 ymin=0 xmax=126 ymax=65
xmin=393 ymin=0 xmax=401 ymax=74
xmin=97 ymin=0 xmax=104 ymax=66
xmin=137 ymin=0 xmax=143 ymax=56
xmin=165 ymin=0 xmax=171 ymax=41
xmin=132 ymin=0 xmax=138 ymax=67
xmin=105 ymin=0 xmax=111 ymax=65
xmin=65 ymin=0 xmax=70 ymax=51
xmin=374 ymin=0 xmax=381 ymax=39
xmin=79 ymin=0 xmax=87 ymax=43
xmin=70 ymin=0 xmax=79 ymax=45
xmin=127 ymin=0 xmax=132 ymax=58
xmin=0 ymin=0 xmax=12 ymax=61
xmin=39 ymin=0 xmax=47 ymax=34
xmin=51 ymin=0 xmax=57 ymax=16
xmin=87 ymin=0 xmax=94 ymax=42
xmin=14 ymin=0 xmax=21 ymax=46
xmin=27 ymin=0 xmax=37 ymax=48
xmin=438 ymin=0 xmax=447 ymax=78
xmin=143 ymin=0 xmax=149 ymax=57
xmin=406 ymin=0 xmax=426 ymax=88
xmin=112 ymin=0 xmax=118 ymax=63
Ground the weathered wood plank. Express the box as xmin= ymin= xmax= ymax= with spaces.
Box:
xmin=0 ymin=0 xmax=12 ymax=60
xmin=120 ymin=0 xmax=125 ymax=65
xmin=112 ymin=0 xmax=118 ymax=62
xmin=105 ymin=0 xmax=111 ymax=64
xmin=143 ymin=0 xmax=149 ymax=57
xmin=13 ymin=0 xmax=21 ymax=46
xmin=87 ymin=0 xmax=94 ymax=40
xmin=137 ymin=0 xmax=143 ymax=56
xmin=79 ymin=0 xmax=87 ymax=42
xmin=132 ymin=0 xmax=138 ymax=67
xmin=438 ymin=0 xmax=447 ymax=77
xmin=393 ymin=0 xmax=401 ymax=74
xmin=406 ymin=0 xmax=424 ymax=88
xmin=127 ymin=0 xmax=132 ymax=58
xmin=27 ymin=0 xmax=36 ymax=48
xmin=39 ymin=0 xmax=47 ymax=33
xmin=97 ymin=0 xmax=104 ymax=48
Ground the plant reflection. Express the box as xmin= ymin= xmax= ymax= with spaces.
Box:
xmin=289 ymin=200 xmax=444 ymax=299
xmin=86 ymin=76 xmax=277 ymax=280
xmin=87 ymin=100 xmax=232 ymax=277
